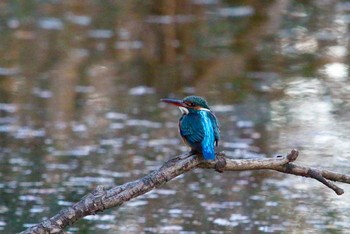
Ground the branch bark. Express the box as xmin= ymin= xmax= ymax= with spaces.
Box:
xmin=21 ymin=149 xmax=350 ymax=234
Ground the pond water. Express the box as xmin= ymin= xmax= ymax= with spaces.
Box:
xmin=1 ymin=1 xmax=350 ymax=233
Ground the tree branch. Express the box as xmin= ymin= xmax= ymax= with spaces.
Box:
xmin=21 ymin=149 xmax=350 ymax=234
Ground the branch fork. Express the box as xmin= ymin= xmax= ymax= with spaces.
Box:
xmin=21 ymin=149 xmax=350 ymax=234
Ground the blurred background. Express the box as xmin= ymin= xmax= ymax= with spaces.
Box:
xmin=0 ymin=0 xmax=350 ymax=233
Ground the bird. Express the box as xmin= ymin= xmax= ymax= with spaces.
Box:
xmin=161 ymin=96 xmax=220 ymax=160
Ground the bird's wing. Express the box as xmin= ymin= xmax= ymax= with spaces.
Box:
xmin=208 ymin=111 xmax=220 ymax=146
xmin=179 ymin=114 xmax=205 ymax=144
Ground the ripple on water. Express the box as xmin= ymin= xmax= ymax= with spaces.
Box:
xmin=211 ymin=105 xmax=235 ymax=112
xmin=0 ymin=117 xmax=15 ymax=125
xmin=323 ymin=62 xmax=349 ymax=81
xmin=213 ymin=218 xmax=239 ymax=227
xmin=71 ymin=123 xmax=87 ymax=133
xmin=65 ymin=13 xmax=91 ymax=26
xmin=29 ymin=206 xmax=45 ymax=213
xmin=18 ymin=181 xmax=44 ymax=187
xmin=57 ymin=200 xmax=74 ymax=206
xmin=236 ymin=120 xmax=254 ymax=128
xmin=52 ymin=145 xmax=97 ymax=157
xmin=148 ymin=138 xmax=180 ymax=147
xmin=91 ymin=169 xmax=131 ymax=178
xmin=9 ymin=157 xmax=33 ymax=167
xmin=145 ymin=15 xmax=195 ymax=24
xmin=128 ymin=86 xmax=155 ymax=96
xmin=200 ymin=201 xmax=242 ymax=210
xmin=0 ymin=103 xmax=17 ymax=112
xmin=84 ymin=214 xmax=116 ymax=221
xmin=87 ymin=29 xmax=113 ymax=39
xmin=105 ymin=112 xmax=128 ymax=120
xmin=32 ymin=88 xmax=53 ymax=99
xmin=19 ymin=195 xmax=43 ymax=203
xmin=192 ymin=0 xmax=219 ymax=5
xmin=126 ymin=119 xmax=161 ymax=128
xmin=154 ymin=189 xmax=177 ymax=196
xmin=64 ymin=176 xmax=115 ymax=187
xmin=0 ymin=125 xmax=14 ymax=133
xmin=46 ymin=163 xmax=78 ymax=171
xmin=74 ymin=85 xmax=95 ymax=94
xmin=159 ymin=225 xmax=183 ymax=232
xmin=27 ymin=188 xmax=58 ymax=195
xmin=0 ymin=67 xmax=20 ymax=76
xmin=126 ymin=200 xmax=148 ymax=207
xmin=224 ymin=149 xmax=264 ymax=159
xmin=13 ymin=127 xmax=46 ymax=139
xmin=115 ymin=41 xmax=143 ymax=50
xmin=37 ymin=18 xmax=64 ymax=30
xmin=222 ymin=141 xmax=250 ymax=149
xmin=216 ymin=6 xmax=254 ymax=17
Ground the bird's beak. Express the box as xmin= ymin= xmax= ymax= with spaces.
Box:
xmin=161 ymin=98 xmax=189 ymax=114
xmin=160 ymin=98 xmax=186 ymax=107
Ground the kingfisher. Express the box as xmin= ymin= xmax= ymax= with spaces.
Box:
xmin=161 ymin=96 xmax=220 ymax=160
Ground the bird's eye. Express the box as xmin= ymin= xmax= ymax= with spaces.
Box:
xmin=186 ymin=102 xmax=195 ymax=107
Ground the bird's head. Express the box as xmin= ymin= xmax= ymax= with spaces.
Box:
xmin=161 ymin=96 xmax=210 ymax=114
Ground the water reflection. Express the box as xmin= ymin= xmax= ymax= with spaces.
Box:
xmin=0 ymin=0 xmax=350 ymax=233
xmin=323 ymin=62 xmax=348 ymax=81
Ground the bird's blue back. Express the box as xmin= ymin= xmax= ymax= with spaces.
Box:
xmin=179 ymin=110 xmax=220 ymax=160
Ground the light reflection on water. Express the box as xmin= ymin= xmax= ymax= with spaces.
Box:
xmin=0 ymin=0 xmax=350 ymax=233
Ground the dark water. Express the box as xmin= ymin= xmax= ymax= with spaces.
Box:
xmin=1 ymin=1 xmax=350 ymax=233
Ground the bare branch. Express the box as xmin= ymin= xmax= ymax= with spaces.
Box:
xmin=21 ymin=150 xmax=350 ymax=234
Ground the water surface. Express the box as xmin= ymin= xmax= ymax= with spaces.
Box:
xmin=0 ymin=1 xmax=350 ymax=233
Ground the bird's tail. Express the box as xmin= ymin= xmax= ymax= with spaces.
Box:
xmin=202 ymin=146 xmax=215 ymax=160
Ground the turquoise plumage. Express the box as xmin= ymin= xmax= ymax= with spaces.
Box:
xmin=161 ymin=96 xmax=220 ymax=160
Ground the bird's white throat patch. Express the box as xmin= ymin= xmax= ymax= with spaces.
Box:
xmin=199 ymin=107 xmax=210 ymax=112
xmin=178 ymin=107 xmax=210 ymax=114
xmin=179 ymin=107 xmax=189 ymax=115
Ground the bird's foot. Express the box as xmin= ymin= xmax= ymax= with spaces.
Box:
xmin=214 ymin=154 xmax=226 ymax=173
